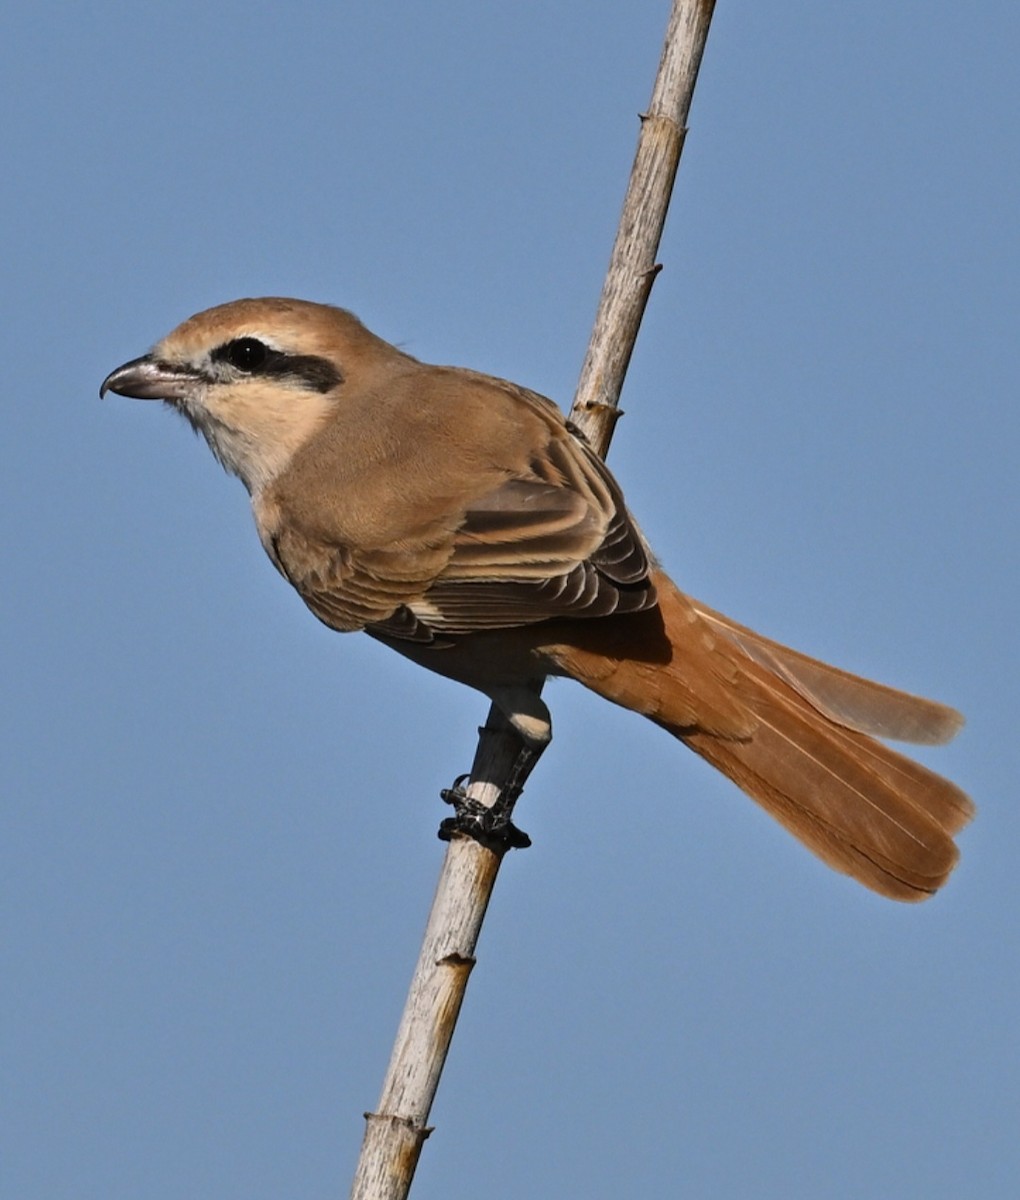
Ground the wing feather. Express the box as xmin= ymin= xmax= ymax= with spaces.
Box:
xmin=263 ymin=373 xmax=655 ymax=642
xmin=404 ymin=433 xmax=654 ymax=635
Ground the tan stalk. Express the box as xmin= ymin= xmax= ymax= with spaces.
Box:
xmin=349 ymin=3 xmax=716 ymax=1196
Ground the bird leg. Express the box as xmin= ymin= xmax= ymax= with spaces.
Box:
xmin=437 ymin=687 xmax=549 ymax=852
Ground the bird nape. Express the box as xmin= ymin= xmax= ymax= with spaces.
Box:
xmin=102 ymin=296 xmax=973 ymax=900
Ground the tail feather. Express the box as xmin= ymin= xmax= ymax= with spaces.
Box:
xmin=679 ymin=664 xmax=971 ymax=899
xmin=691 ymin=598 xmax=964 ymax=746
xmin=545 ymin=572 xmax=972 ymax=901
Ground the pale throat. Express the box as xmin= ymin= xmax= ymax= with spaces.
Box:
xmin=180 ymin=383 xmax=333 ymax=495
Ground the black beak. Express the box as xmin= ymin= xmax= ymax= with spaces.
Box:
xmin=100 ymin=355 xmax=202 ymax=400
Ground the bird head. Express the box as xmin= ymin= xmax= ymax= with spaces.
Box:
xmin=101 ymin=297 xmax=411 ymax=493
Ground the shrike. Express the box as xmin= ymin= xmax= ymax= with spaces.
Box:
xmin=102 ymin=297 xmax=972 ymax=900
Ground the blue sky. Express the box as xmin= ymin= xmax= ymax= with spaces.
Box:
xmin=3 ymin=3 xmax=1017 ymax=1197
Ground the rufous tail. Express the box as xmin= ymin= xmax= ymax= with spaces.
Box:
xmin=545 ymin=570 xmax=972 ymax=900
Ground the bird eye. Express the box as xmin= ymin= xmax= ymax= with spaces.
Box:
xmin=222 ymin=337 xmax=269 ymax=372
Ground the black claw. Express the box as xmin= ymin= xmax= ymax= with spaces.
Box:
xmin=438 ymin=777 xmax=531 ymax=851
xmin=439 ymin=775 xmax=472 ymax=807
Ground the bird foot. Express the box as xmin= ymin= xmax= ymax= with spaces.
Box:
xmin=438 ymin=775 xmax=532 ymax=851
